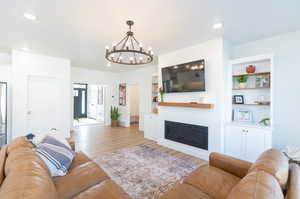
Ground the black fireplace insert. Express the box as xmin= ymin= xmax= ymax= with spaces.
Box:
xmin=165 ymin=120 xmax=208 ymax=150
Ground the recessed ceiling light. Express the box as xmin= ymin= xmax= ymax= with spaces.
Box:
xmin=213 ymin=22 xmax=223 ymax=29
xmin=24 ymin=13 xmax=37 ymax=21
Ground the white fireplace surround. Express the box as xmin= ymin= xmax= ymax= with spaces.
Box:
xmin=157 ymin=105 xmax=222 ymax=160
xmin=152 ymin=38 xmax=228 ymax=160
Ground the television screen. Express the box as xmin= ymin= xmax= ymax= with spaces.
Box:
xmin=162 ymin=60 xmax=205 ymax=93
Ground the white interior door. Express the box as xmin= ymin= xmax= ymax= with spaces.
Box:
xmin=27 ymin=76 xmax=63 ymax=135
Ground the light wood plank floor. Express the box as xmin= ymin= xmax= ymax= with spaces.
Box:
xmin=71 ymin=124 xmax=206 ymax=165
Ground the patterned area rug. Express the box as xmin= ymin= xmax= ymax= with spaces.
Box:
xmin=94 ymin=144 xmax=206 ymax=199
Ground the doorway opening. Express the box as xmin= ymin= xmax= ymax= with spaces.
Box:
xmin=0 ymin=82 xmax=7 ymax=146
xmin=73 ymin=83 xmax=105 ymax=126
xmin=129 ymin=84 xmax=140 ymax=128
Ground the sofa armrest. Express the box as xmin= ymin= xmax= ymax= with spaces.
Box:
xmin=209 ymin=152 xmax=252 ymax=178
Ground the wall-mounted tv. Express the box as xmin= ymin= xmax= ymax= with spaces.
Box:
xmin=162 ymin=59 xmax=205 ymax=93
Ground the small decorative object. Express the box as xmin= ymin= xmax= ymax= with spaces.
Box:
xmin=236 ymin=76 xmax=248 ymax=88
xmin=159 ymin=87 xmax=165 ymax=102
xmin=110 ymin=106 xmax=120 ymax=127
xmin=234 ymin=109 xmax=252 ymax=122
xmin=259 ymin=118 xmax=270 ymax=126
xmin=254 ymin=101 xmax=270 ymax=105
xmin=198 ymin=96 xmax=208 ymax=103
xmin=233 ymin=95 xmax=244 ymax=104
xmin=119 ymin=83 xmax=126 ymax=106
xmin=256 ymin=74 xmax=270 ymax=88
xmin=246 ymin=65 xmax=256 ymax=73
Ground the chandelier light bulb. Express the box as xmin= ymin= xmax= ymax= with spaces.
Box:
xmin=113 ymin=42 xmax=117 ymax=46
xmin=147 ymin=47 xmax=152 ymax=52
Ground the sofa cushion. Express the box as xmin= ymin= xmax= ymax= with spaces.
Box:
xmin=249 ymin=149 xmax=289 ymax=187
xmin=0 ymin=145 xmax=7 ymax=186
xmin=160 ymin=183 xmax=213 ymax=199
xmin=7 ymin=136 xmax=34 ymax=154
xmin=73 ymin=179 xmax=131 ymax=199
xmin=285 ymin=163 xmax=300 ymax=199
xmin=184 ymin=165 xmax=240 ymax=199
xmin=227 ymin=171 xmax=284 ymax=199
xmin=0 ymin=146 xmax=58 ymax=199
xmin=54 ymin=161 xmax=109 ymax=199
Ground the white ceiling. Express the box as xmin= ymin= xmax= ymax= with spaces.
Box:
xmin=1 ymin=0 xmax=300 ymax=72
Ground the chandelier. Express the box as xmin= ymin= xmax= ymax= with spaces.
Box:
xmin=105 ymin=20 xmax=154 ymax=65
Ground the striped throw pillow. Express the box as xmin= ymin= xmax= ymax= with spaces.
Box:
xmin=35 ymin=136 xmax=75 ymax=177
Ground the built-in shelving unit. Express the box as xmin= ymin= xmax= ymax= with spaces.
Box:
xmin=224 ymin=54 xmax=274 ymax=162
xmin=151 ymin=75 xmax=159 ymax=113
xmin=228 ymin=54 xmax=273 ymax=127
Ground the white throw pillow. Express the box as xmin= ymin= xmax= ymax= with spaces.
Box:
xmin=32 ymin=130 xmax=71 ymax=149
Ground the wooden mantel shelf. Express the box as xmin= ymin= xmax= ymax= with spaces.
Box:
xmin=158 ymin=102 xmax=213 ymax=109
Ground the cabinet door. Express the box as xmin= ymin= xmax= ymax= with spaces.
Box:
xmin=225 ymin=126 xmax=244 ymax=159
xmin=245 ymin=129 xmax=268 ymax=162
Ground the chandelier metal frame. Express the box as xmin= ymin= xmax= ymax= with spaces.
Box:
xmin=105 ymin=20 xmax=154 ymax=65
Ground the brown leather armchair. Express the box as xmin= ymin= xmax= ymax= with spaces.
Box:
xmin=161 ymin=149 xmax=299 ymax=199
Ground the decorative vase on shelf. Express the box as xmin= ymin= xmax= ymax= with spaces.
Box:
xmin=246 ymin=65 xmax=256 ymax=73
xmin=239 ymin=82 xmax=247 ymax=88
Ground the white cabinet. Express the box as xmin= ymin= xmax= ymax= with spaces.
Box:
xmin=144 ymin=114 xmax=158 ymax=141
xmin=225 ymin=124 xmax=272 ymax=162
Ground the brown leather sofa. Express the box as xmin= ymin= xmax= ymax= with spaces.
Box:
xmin=161 ymin=149 xmax=300 ymax=199
xmin=0 ymin=137 xmax=130 ymax=199
xmin=0 ymin=136 xmax=299 ymax=199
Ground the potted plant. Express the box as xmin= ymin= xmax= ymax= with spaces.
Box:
xmin=236 ymin=76 xmax=248 ymax=88
xmin=110 ymin=106 xmax=120 ymax=127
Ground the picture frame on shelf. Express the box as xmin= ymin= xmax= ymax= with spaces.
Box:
xmin=234 ymin=109 xmax=253 ymax=122
xmin=233 ymin=95 xmax=244 ymax=104
xmin=256 ymin=74 xmax=270 ymax=88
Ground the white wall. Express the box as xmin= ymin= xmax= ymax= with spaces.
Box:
xmin=11 ymin=50 xmax=71 ymax=139
xmin=71 ymin=67 xmax=120 ymax=126
xmin=232 ymin=31 xmax=300 ymax=149
xmin=158 ymin=38 xmax=229 ymax=155
xmin=119 ymin=65 xmax=158 ymax=130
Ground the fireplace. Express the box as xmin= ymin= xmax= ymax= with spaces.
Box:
xmin=164 ymin=121 xmax=208 ymax=150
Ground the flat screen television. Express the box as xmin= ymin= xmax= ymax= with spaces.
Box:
xmin=162 ymin=59 xmax=205 ymax=93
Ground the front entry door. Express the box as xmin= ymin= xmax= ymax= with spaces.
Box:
xmin=73 ymin=84 xmax=87 ymax=119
